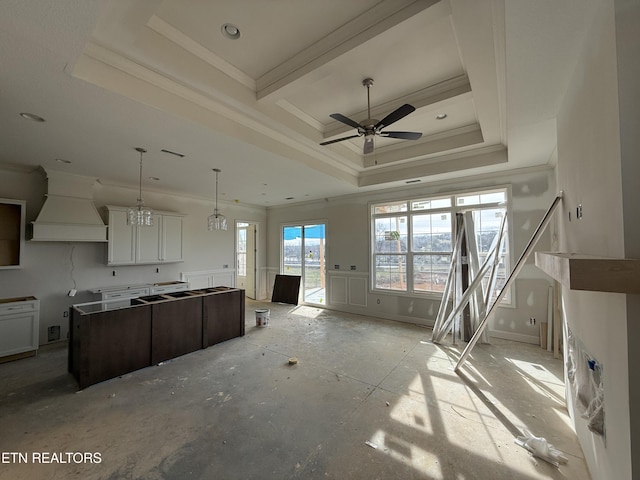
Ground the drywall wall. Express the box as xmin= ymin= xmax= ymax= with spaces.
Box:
xmin=0 ymin=168 xmax=267 ymax=345
xmin=555 ymin=1 xmax=633 ymax=478
xmin=615 ymin=0 xmax=640 ymax=478
xmin=267 ymin=166 xmax=557 ymax=342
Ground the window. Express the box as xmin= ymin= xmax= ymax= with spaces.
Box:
xmin=371 ymin=188 xmax=510 ymax=303
xmin=237 ymin=223 xmax=247 ymax=276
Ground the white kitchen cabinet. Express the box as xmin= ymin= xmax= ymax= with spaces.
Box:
xmin=90 ymin=282 xmax=190 ymax=308
xmin=100 ymin=286 xmax=151 ymax=310
xmin=161 ymin=215 xmax=183 ymax=263
xmin=136 ymin=214 xmax=162 ymax=263
xmin=105 ymin=206 xmax=184 ymax=265
xmin=0 ymin=296 xmax=39 ymax=360
xmin=107 ymin=208 xmax=136 ymax=264
xmin=149 ymin=282 xmax=190 ymax=295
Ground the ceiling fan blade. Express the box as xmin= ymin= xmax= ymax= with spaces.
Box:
xmin=374 ymin=104 xmax=416 ymax=130
xmin=329 ymin=113 xmax=364 ymax=130
xmin=320 ymin=134 xmax=361 ymax=146
xmin=380 ymin=131 xmax=422 ymax=140
xmin=363 ymin=135 xmax=374 ymax=155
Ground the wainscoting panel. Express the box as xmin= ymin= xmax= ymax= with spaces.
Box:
xmin=348 ymin=276 xmax=367 ymax=307
xmin=266 ymin=268 xmax=279 ymax=300
xmin=330 ymin=276 xmax=348 ymax=305
xmin=181 ymin=269 xmax=236 ymax=289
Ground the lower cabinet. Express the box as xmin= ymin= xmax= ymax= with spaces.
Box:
xmin=203 ymin=288 xmax=246 ymax=346
xmin=0 ymin=296 xmax=39 ymax=361
xmin=151 ymin=296 xmax=203 ymax=364
xmin=69 ymin=288 xmax=245 ymax=389
xmin=69 ymin=305 xmax=152 ymax=389
xmin=101 ymin=287 xmax=150 ymax=310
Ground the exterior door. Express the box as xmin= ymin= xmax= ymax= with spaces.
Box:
xmin=236 ymin=222 xmax=257 ymax=299
xmin=282 ymin=223 xmax=326 ymax=305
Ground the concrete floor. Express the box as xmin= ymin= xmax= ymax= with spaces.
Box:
xmin=0 ymin=299 xmax=590 ymax=480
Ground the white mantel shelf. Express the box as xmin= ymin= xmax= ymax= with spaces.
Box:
xmin=535 ymin=252 xmax=640 ymax=294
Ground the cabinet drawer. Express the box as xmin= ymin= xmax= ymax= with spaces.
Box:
xmin=149 ymin=284 xmax=189 ymax=294
xmin=0 ymin=301 xmax=38 ymax=316
xmin=103 ymin=288 xmax=150 ymax=300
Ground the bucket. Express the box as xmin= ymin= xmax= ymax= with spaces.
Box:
xmin=255 ymin=309 xmax=270 ymax=327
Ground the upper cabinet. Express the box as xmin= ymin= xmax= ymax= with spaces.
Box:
xmin=105 ymin=206 xmax=184 ymax=266
xmin=0 ymin=198 xmax=26 ymax=269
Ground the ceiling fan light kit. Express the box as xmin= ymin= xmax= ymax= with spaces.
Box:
xmin=320 ymin=78 xmax=422 ymax=154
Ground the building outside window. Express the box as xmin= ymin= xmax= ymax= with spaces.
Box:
xmin=371 ymin=188 xmax=511 ymax=304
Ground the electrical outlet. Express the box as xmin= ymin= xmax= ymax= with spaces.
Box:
xmin=334 ymin=264 xmax=340 ymax=270
xmin=112 ymin=270 xmax=117 ymax=276
xmin=63 ymin=311 xmax=69 ymax=317
xmin=350 ymin=265 xmax=356 ymax=271
xmin=528 ymin=317 xmax=536 ymax=326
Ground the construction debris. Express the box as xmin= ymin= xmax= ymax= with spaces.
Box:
xmin=514 ymin=435 xmax=568 ymax=467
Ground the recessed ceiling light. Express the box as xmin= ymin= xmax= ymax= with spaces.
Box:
xmin=285 ymin=197 xmax=294 ymax=200
xmin=149 ymin=176 xmax=160 ymax=181
xmin=20 ymin=112 xmax=45 ymax=122
xmin=221 ymin=23 xmax=241 ymax=40
xmin=55 ymin=158 xmax=71 ymax=164
xmin=435 ymin=113 xmax=447 ymax=120
xmin=405 ymin=179 xmax=421 ymax=184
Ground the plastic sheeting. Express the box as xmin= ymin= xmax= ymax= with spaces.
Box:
xmin=566 ymin=327 xmax=605 ymax=437
xmin=515 ymin=435 xmax=568 ymax=467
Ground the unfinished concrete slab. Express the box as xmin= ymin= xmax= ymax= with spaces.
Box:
xmin=0 ymin=300 xmax=589 ymax=479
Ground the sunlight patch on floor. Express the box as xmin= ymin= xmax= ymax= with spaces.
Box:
xmin=367 ymin=428 xmax=444 ymax=479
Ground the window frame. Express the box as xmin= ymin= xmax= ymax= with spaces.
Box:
xmin=370 ymin=186 xmax=513 ymax=306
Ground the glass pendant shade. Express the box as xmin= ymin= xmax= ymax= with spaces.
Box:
xmin=128 ymin=200 xmax=154 ymax=226
xmin=208 ymin=168 xmax=227 ymax=231
xmin=127 ymin=147 xmax=154 ymax=226
xmin=208 ymin=211 xmax=227 ymax=231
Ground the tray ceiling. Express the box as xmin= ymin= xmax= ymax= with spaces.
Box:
xmin=0 ymin=0 xmax=599 ymax=206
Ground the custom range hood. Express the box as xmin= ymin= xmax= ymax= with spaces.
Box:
xmin=31 ymin=170 xmax=107 ymax=242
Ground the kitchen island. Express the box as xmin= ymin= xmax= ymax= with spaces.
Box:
xmin=69 ymin=287 xmax=245 ymax=389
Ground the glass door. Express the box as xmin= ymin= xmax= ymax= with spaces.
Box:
xmin=236 ymin=222 xmax=257 ymax=299
xmin=282 ymin=223 xmax=326 ymax=305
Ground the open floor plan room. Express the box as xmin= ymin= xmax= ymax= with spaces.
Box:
xmin=0 ymin=301 xmax=589 ymax=480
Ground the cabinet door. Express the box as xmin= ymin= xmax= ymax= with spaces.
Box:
xmin=162 ymin=215 xmax=183 ymax=262
xmin=136 ymin=214 xmax=162 ymax=263
xmin=108 ymin=210 xmax=135 ymax=265
xmin=0 ymin=300 xmax=39 ymax=358
xmin=204 ymin=290 xmax=244 ymax=346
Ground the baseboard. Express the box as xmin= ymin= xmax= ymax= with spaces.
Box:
xmin=489 ymin=329 xmax=540 ymax=345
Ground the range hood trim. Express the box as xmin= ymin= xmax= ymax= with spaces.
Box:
xmin=30 ymin=170 xmax=108 ymax=243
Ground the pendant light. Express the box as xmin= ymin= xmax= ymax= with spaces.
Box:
xmin=208 ymin=168 xmax=227 ymax=231
xmin=127 ymin=147 xmax=154 ymax=226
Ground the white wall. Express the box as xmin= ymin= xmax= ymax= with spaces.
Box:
xmin=555 ymin=0 xmax=637 ymax=478
xmin=267 ymin=167 xmax=557 ymax=342
xmin=616 ymin=0 xmax=640 ymax=477
xmin=0 ymin=168 xmax=267 ymax=344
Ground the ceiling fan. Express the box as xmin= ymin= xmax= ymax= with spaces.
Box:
xmin=320 ymin=78 xmax=422 ymax=155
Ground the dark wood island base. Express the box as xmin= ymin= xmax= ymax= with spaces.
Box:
xmin=69 ymin=287 xmax=245 ymax=389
